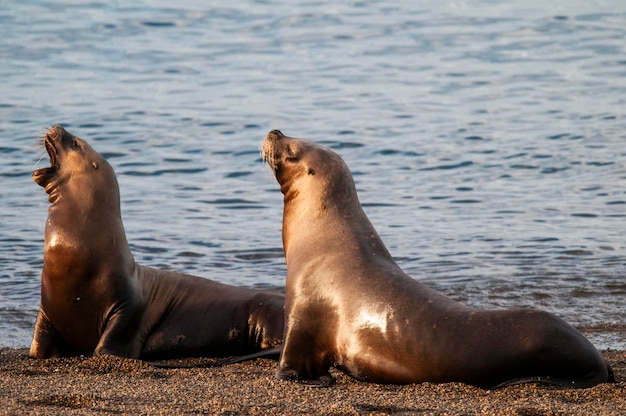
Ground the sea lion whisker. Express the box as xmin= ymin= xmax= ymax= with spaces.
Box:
xmin=33 ymin=135 xmax=50 ymax=169
xmin=33 ymin=152 xmax=47 ymax=169
xmin=35 ymin=126 xmax=53 ymax=145
xmin=259 ymin=142 xmax=277 ymax=178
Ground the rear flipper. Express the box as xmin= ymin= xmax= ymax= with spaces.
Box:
xmin=214 ymin=345 xmax=283 ymax=366
xmin=490 ymin=359 xmax=616 ymax=389
xmin=607 ymin=362 xmax=616 ymax=383
xmin=150 ymin=346 xmax=283 ymax=369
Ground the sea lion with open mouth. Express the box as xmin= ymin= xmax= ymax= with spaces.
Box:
xmin=30 ymin=125 xmax=284 ymax=360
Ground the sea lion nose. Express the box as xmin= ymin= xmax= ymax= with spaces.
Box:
xmin=266 ymin=129 xmax=284 ymax=141
xmin=46 ymin=125 xmax=66 ymax=141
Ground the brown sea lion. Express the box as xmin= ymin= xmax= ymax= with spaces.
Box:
xmin=261 ymin=129 xmax=614 ymax=388
xmin=30 ymin=125 xmax=284 ymax=360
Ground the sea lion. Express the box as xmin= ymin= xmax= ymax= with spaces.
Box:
xmin=30 ymin=125 xmax=284 ymax=360
xmin=261 ymin=129 xmax=614 ymax=388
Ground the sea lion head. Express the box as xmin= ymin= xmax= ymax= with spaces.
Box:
xmin=261 ymin=129 xmax=358 ymax=209
xmin=33 ymin=125 xmax=116 ymax=205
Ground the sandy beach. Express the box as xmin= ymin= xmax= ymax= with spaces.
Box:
xmin=0 ymin=348 xmax=623 ymax=415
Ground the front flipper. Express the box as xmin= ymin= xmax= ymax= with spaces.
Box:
xmin=29 ymin=309 xmax=73 ymax=358
xmin=93 ymin=307 xmax=143 ymax=358
xmin=276 ymin=323 xmax=335 ymax=387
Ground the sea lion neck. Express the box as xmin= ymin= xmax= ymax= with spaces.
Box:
xmin=281 ymin=174 xmax=393 ymax=269
xmin=39 ymin=127 xmax=135 ymax=276
xmin=44 ymin=172 xmax=134 ymax=272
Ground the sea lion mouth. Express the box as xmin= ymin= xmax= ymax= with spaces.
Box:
xmin=44 ymin=133 xmax=60 ymax=168
xmin=33 ymin=126 xmax=63 ymax=189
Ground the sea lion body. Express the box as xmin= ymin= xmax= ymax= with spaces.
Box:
xmin=30 ymin=125 xmax=284 ymax=360
xmin=261 ymin=129 xmax=613 ymax=388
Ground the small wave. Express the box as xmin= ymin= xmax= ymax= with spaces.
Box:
xmin=0 ymin=147 xmax=20 ymax=154
xmin=559 ymin=249 xmax=594 ymax=256
xmin=142 ymin=21 xmax=176 ymax=27
xmin=325 ymin=141 xmax=365 ymax=149
xmin=201 ymin=122 xmax=228 ymax=127
xmin=449 ymin=199 xmax=482 ymax=204
xmin=362 ymin=202 xmax=398 ymax=208
xmin=200 ymin=198 xmax=260 ymax=207
xmin=586 ymin=161 xmax=614 ymax=167
xmin=541 ymin=167 xmax=570 ymax=174
xmin=77 ymin=123 xmax=104 ymax=129
xmin=547 ymin=133 xmax=570 ymax=140
xmin=420 ymin=161 xmax=474 ymax=171
xmin=376 ymin=149 xmax=402 ymax=156
xmin=0 ymin=170 xmax=32 ymax=178
xmin=225 ymin=171 xmax=253 ymax=178
xmin=527 ymin=237 xmax=560 ymax=242
xmin=123 ymin=167 xmax=207 ymax=176
xmin=101 ymin=152 xmax=128 ymax=159
xmin=176 ymin=251 xmax=205 ymax=258
xmin=129 ymin=244 xmax=168 ymax=254
xmin=218 ymin=248 xmax=285 ymax=262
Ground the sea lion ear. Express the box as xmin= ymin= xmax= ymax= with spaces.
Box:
xmin=92 ymin=161 xmax=99 ymax=170
xmin=308 ymin=168 xmax=316 ymax=176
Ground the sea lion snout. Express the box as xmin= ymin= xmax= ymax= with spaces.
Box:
xmin=46 ymin=125 xmax=80 ymax=152
xmin=46 ymin=125 xmax=67 ymax=141
xmin=265 ymin=129 xmax=285 ymax=141
xmin=42 ymin=125 xmax=70 ymax=165
xmin=261 ymin=129 xmax=287 ymax=171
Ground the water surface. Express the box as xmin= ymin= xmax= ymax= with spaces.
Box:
xmin=1 ymin=0 xmax=625 ymax=349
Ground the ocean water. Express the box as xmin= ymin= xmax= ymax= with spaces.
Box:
xmin=1 ymin=0 xmax=625 ymax=350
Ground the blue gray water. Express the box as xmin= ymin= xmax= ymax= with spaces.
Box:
xmin=1 ymin=1 xmax=625 ymax=350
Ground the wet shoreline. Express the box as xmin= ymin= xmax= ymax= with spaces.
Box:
xmin=0 ymin=348 xmax=624 ymax=415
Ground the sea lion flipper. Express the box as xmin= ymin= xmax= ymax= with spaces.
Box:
xmin=150 ymin=346 xmax=284 ymax=369
xmin=94 ymin=309 xmax=142 ymax=358
xmin=29 ymin=309 xmax=71 ymax=358
xmin=213 ymin=345 xmax=283 ymax=366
